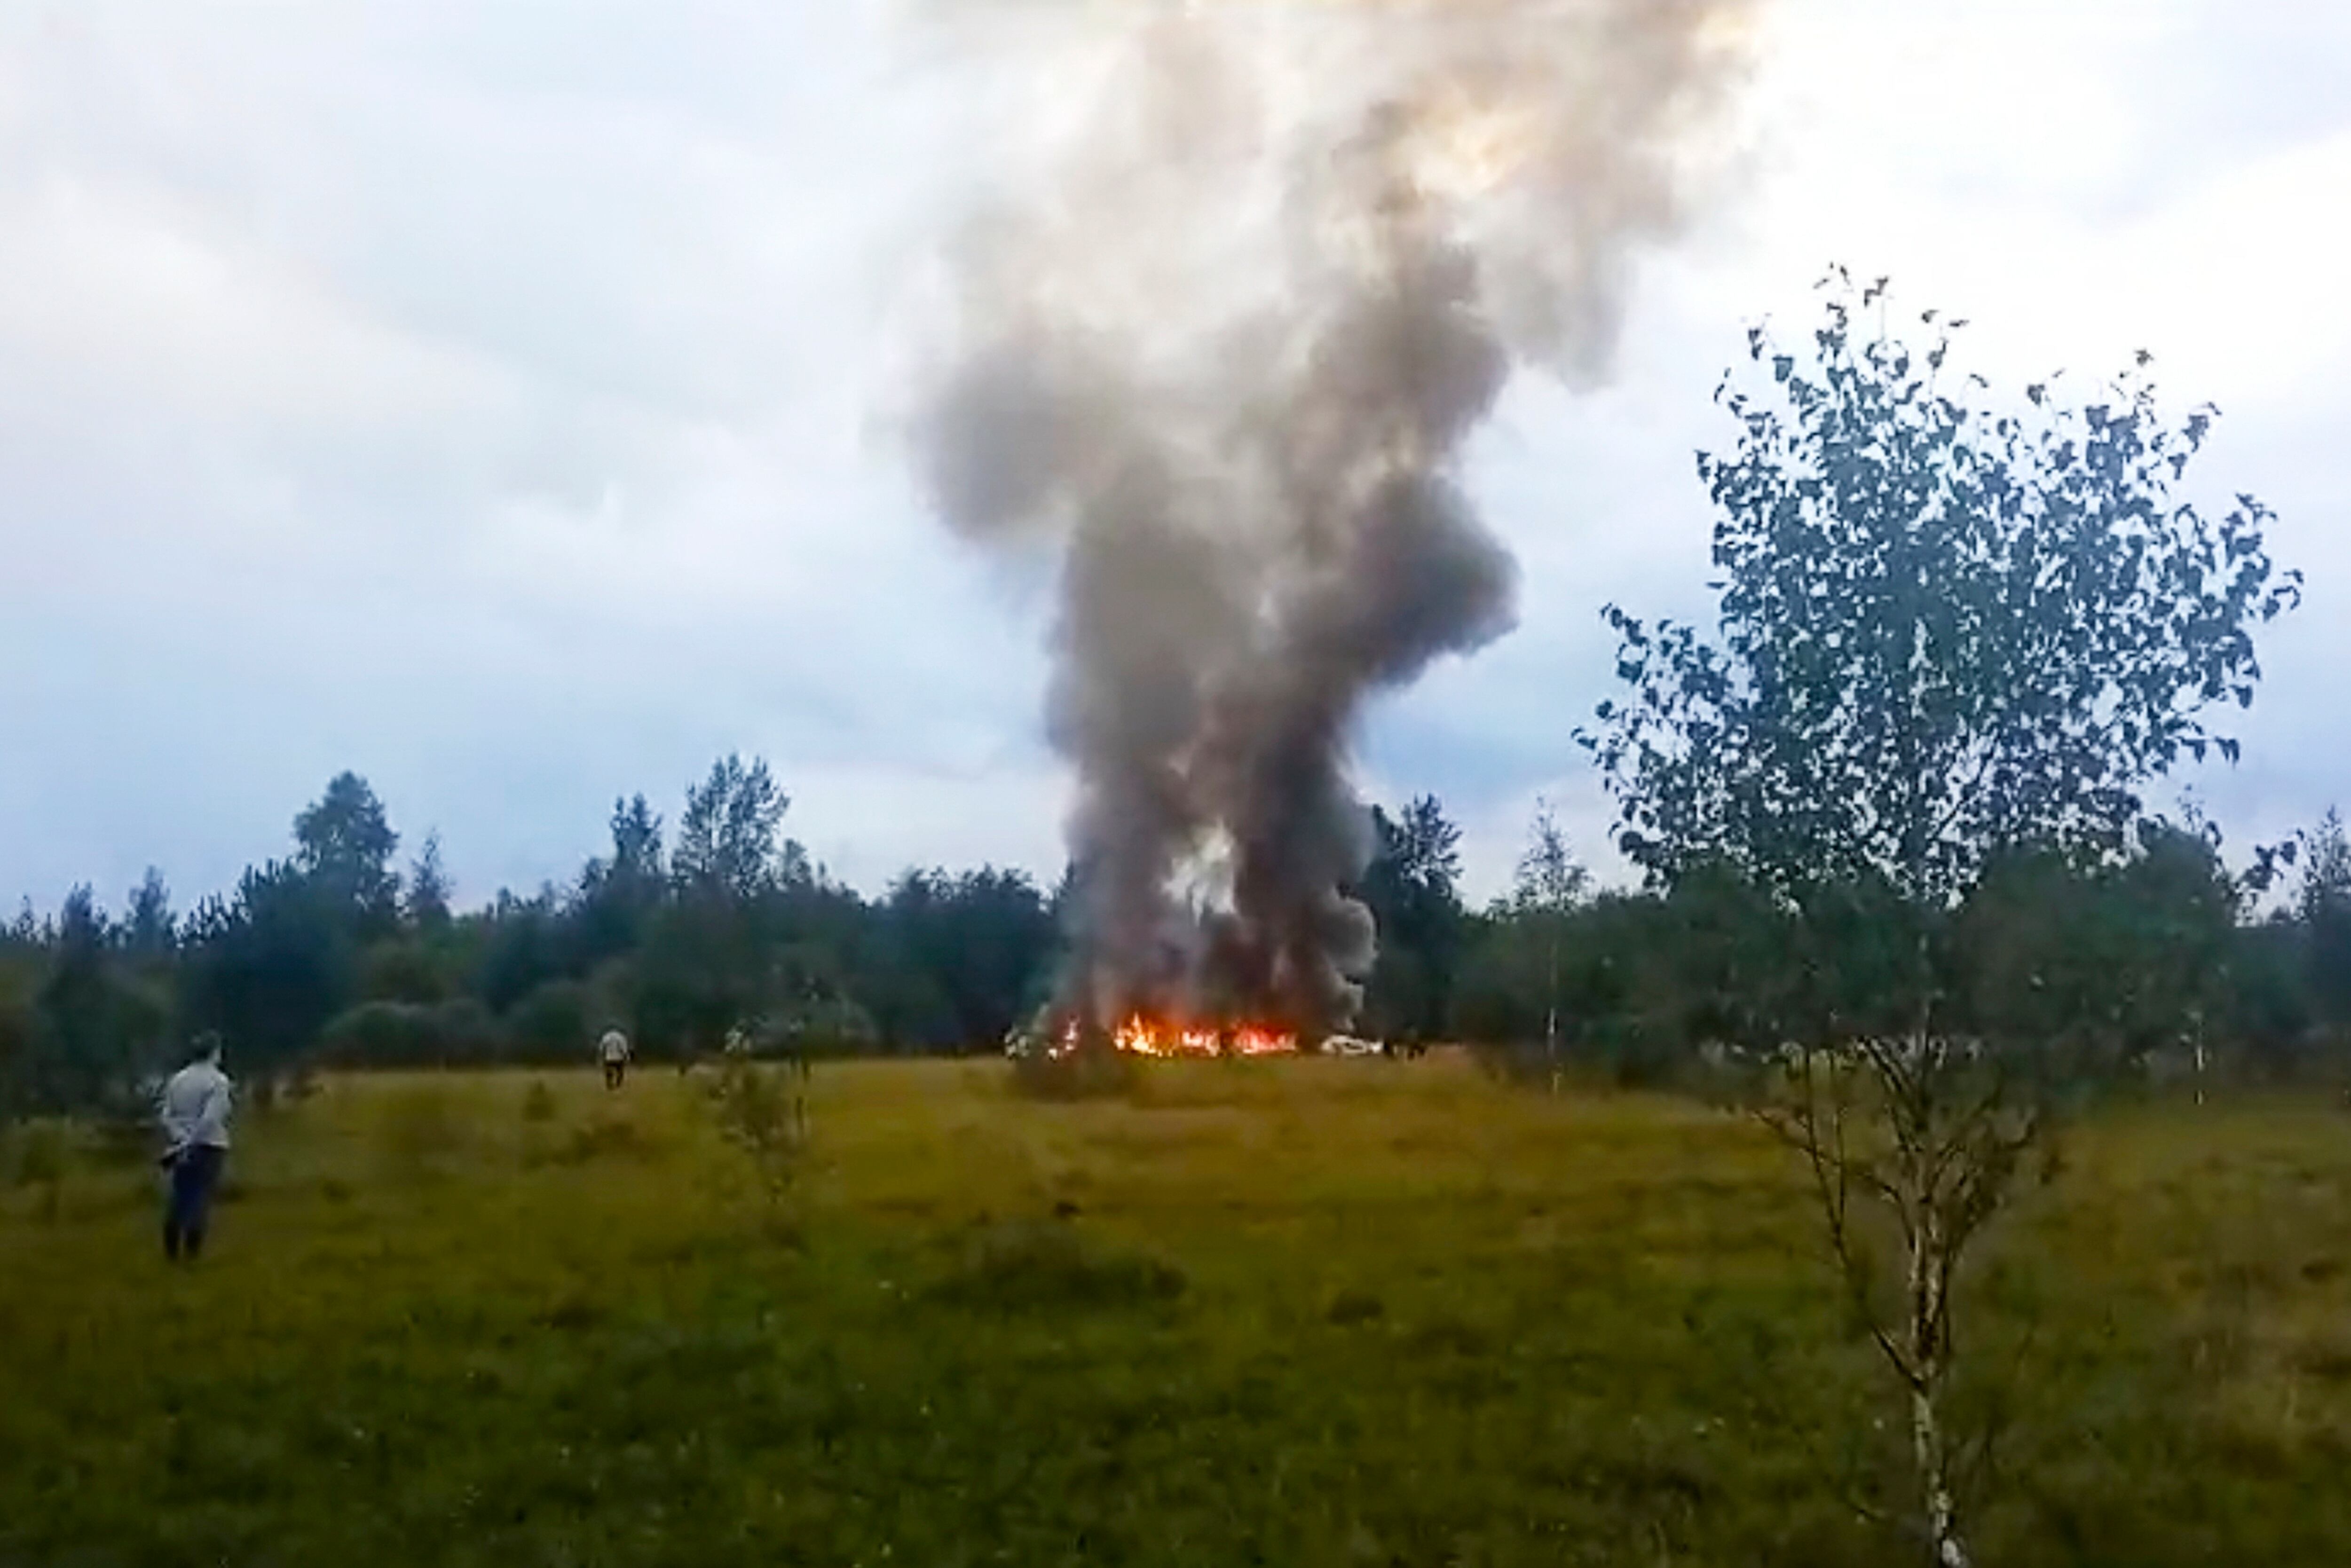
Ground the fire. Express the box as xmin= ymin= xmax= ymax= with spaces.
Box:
xmin=1048 ymin=1014 xmax=1298 ymax=1058
xmin=1116 ymin=1015 xmax=1296 ymax=1057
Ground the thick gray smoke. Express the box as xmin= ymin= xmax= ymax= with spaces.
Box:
xmin=909 ymin=0 xmax=1751 ymax=1040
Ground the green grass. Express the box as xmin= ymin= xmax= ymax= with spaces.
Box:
xmin=7 ymin=1057 xmax=2351 ymax=1565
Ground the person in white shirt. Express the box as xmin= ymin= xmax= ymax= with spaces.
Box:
xmin=157 ymin=1033 xmax=234 ymax=1263
xmin=598 ymin=1025 xmax=632 ymax=1090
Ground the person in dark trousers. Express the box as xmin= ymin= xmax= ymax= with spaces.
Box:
xmin=598 ymin=1025 xmax=632 ymax=1089
xmin=157 ymin=1033 xmax=234 ymax=1263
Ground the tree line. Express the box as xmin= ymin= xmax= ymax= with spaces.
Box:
xmin=2 ymin=749 xmax=2344 ymax=1122
xmin=0 ymin=756 xmax=1065 ymax=1116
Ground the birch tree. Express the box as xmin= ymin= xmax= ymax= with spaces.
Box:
xmin=1582 ymin=271 xmax=2299 ymax=1565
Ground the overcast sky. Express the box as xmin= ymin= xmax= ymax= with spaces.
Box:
xmin=2 ymin=0 xmax=2345 ymax=915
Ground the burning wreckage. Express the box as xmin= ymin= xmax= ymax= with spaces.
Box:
xmin=1001 ymin=1018 xmax=1385 ymax=1060
xmin=913 ymin=1 xmax=1751 ymax=1059
xmin=1002 ymin=1016 xmax=1304 ymax=1061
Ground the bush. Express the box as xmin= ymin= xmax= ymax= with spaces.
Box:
xmin=321 ymin=999 xmax=507 ymax=1070
xmin=1470 ymin=1021 xmax=1735 ymax=1096
xmin=432 ymin=999 xmax=501 ymax=1063
xmin=506 ymin=980 xmax=592 ymax=1065
xmin=705 ymin=1053 xmax=808 ymax=1209
xmin=321 ymin=1001 xmax=419 ymax=1067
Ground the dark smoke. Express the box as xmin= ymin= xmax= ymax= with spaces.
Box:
xmin=908 ymin=0 xmax=1753 ymax=1040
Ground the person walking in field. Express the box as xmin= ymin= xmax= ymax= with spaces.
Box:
xmin=157 ymin=1033 xmax=234 ymax=1263
xmin=598 ymin=1024 xmax=632 ymax=1090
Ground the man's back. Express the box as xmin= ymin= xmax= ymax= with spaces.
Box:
xmin=160 ymin=1062 xmax=233 ymax=1150
xmin=599 ymin=1029 xmax=630 ymax=1063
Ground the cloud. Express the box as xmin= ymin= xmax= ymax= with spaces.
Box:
xmin=1359 ymin=0 xmax=2351 ymax=897
xmin=0 ymin=0 xmax=2346 ymax=916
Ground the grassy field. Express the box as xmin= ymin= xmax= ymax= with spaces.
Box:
xmin=8 ymin=1056 xmax=2351 ymax=1566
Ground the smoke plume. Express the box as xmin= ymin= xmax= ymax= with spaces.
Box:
xmin=908 ymin=0 xmax=1751 ymax=1040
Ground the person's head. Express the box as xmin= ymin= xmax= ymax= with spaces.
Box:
xmin=191 ymin=1031 xmax=224 ymax=1067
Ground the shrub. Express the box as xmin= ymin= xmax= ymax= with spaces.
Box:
xmin=705 ymin=1052 xmax=808 ymax=1209
xmin=433 ymin=999 xmax=502 ymax=1064
xmin=506 ymin=981 xmax=592 ymax=1065
xmin=322 ymin=1000 xmax=507 ymax=1070
xmin=1471 ymin=1028 xmax=1724 ymax=1096
xmin=322 ymin=1001 xmax=423 ymax=1067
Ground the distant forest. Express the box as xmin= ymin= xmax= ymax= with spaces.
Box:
xmin=2 ymin=752 xmax=2347 ymax=1120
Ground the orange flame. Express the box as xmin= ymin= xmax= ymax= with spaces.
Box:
xmin=1119 ymin=1016 xmax=1297 ymax=1056
xmin=1049 ymin=1015 xmax=1298 ymax=1058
